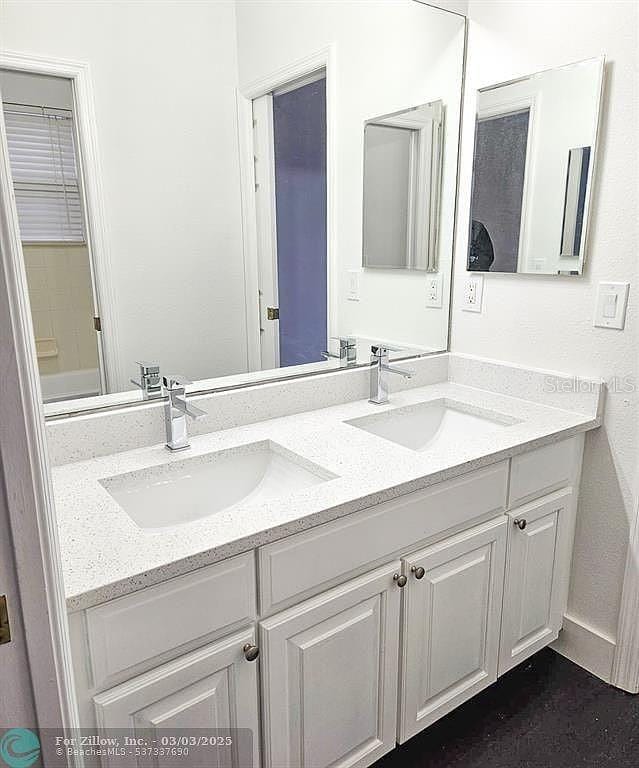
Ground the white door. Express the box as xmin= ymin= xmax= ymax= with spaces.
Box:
xmin=499 ymin=488 xmax=573 ymax=675
xmin=260 ymin=561 xmax=402 ymax=768
xmin=93 ymin=627 xmax=260 ymax=768
xmin=399 ymin=518 xmax=507 ymax=742
xmin=252 ymin=93 xmax=279 ymax=370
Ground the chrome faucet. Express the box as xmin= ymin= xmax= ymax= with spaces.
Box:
xmin=130 ymin=360 xmax=162 ymax=399
xmin=369 ymin=345 xmax=415 ymax=404
xmin=163 ymin=375 xmax=206 ymax=451
xmin=322 ymin=336 xmax=358 ymax=366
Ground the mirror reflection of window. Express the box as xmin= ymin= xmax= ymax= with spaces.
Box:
xmin=0 ymin=70 xmax=102 ymax=403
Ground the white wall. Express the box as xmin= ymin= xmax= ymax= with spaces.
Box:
xmin=453 ymin=0 xmax=638 ymax=666
xmin=236 ymin=0 xmax=465 ymax=354
xmin=0 ymin=0 xmax=248 ymax=391
xmin=418 ymin=0 xmax=468 ymax=17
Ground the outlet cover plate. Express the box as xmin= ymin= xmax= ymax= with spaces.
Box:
xmin=425 ymin=274 xmax=443 ymax=308
xmin=462 ymin=273 xmax=484 ymax=313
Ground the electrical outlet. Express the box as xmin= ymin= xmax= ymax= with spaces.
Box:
xmin=347 ymin=269 xmax=360 ymax=301
xmin=425 ymin=274 xmax=443 ymax=308
xmin=462 ymin=274 xmax=484 ymax=312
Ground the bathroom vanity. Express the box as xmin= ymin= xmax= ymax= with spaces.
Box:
xmin=54 ymin=356 xmax=601 ymax=768
xmin=0 ymin=0 xmax=621 ymax=762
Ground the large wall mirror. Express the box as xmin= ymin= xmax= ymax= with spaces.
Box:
xmin=467 ymin=57 xmax=604 ymax=275
xmin=0 ymin=0 xmax=466 ymax=416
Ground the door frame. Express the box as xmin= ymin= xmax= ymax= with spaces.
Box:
xmin=0 ymin=72 xmax=80 ymax=754
xmin=236 ymin=45 xmax=336 ymax=372
xmin=612 ymin=498 xmax=639 ymax=693
xmin=0 ymin=50 xmax=121 ymax=393
xmin=251 ymin=91 xmax=280 ymax=370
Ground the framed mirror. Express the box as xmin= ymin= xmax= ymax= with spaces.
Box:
xmin=0 ymin=0 xmax=466 ymax=417
xmin=362 ymin=100 xmax=443 ymax=271
xmin=467 ymin=57 xmax=605 ymax=275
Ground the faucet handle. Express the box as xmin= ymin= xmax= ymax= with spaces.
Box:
xmin=323 ymin=336 xmax=358 ymax=365
xmin=371 ymin=344 xmax=391 ymax=364
xmin=337 ymin=336 xmax=357 ymax=363
xmin=162 ymin=375 xmax=192 ymax=391
xmin=131 ymin=361 xmax=162 ymax=399
xmin=135 ymin=360 xmax=160 ymax=375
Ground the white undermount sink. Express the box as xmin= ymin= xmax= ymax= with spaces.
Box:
xmin=100 ymin=441 xmax=335 ymax=529
xmin=345 ymin=398 xmax=520 ymax=452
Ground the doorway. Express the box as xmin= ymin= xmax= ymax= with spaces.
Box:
xmin=252 ymin=73 xmax=328 ymax=370
xmin=0 ymin=69 xmax=105 ymax=401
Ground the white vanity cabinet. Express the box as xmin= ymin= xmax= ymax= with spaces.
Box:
xmin=68 ymin=435 xmax=584 ymax=768
xmin=259 ymin=561 xmax=402 ymax=768
xmin=399 ymin=517 xmax=507 ymax=742
xmin=93 ymin=627 xmax=260 ymax=768
xmin=499 ymin=488 xmax=573 ymax=675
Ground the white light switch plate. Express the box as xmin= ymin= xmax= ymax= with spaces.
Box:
xmin=347 ymin=269 xmax=360 ymax=301
xmin=425 ymin=274 xmax=443 ymax=308
xmin=594 ymin=282 xmax=629 ymax=329
xmin=461 ymin=274 xmax=484 ymax=312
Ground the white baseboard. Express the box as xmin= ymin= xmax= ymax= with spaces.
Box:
xmin=552 ymin=613 xmax=616 ymax=684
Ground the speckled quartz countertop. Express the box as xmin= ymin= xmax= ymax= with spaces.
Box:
xmin=53 ymin=381 xmax=601 ymax=611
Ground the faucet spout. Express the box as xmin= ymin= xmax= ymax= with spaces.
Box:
xmin=381 ymin=363 xmax=415 ymax=379
xmin=369 ymin=345 xmax=414 ymax=404
xmin=163 ymin=375 xmax=207 ymax=451
xmin=172 ymin=395 xmax=206 ymax=420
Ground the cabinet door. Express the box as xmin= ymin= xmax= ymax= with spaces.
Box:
xmin=399 ymin=518 xmax=507 ymax=742
xmin=260 ymin=561 xmax=402 ymax=768
xmin=93 ymin=627 xmax=260 ymax=768
xmin=499 ymin=488 xmax=573 ymax=675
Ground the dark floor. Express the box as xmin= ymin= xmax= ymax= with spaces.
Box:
xmin=375 ymin=649 xmax=638 ymax=768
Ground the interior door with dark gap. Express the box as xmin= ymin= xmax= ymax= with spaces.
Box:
xmin=272 ymin=77 xmax=327 ymax=367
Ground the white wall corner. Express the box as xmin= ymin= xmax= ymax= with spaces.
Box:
xmin=552 ymin=614 xmax=616 ymax=684
xmin=414 ymin=0 xmax=468 ymax=17
xmin=611 ymin=503 xmax=639 ymax=693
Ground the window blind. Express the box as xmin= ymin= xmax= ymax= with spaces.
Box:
xmin=3 ymin=103 xmax=85 ymax=243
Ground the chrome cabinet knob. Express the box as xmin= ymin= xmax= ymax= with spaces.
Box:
xmin=393 ymin=573 xmax=408 ymax=588
xmin=514 ymin=518 xmax=527 ymax=530
xmin=243 ymin=643 xmax=259 ymax=662
xmin=411 ymin=566 xmax=426 ymax=580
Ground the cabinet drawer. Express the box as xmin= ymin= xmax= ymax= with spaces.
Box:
xmin=509 ymin=438 xmax=579 ymax=507
xmin=259 ymin=461 xmax=508 ymax=614
xmin=86 ymin=552 xmax=256 ymax=689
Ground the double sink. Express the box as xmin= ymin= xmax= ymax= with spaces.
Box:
xmin=101 ymin=399 xmax=519 ymax=530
